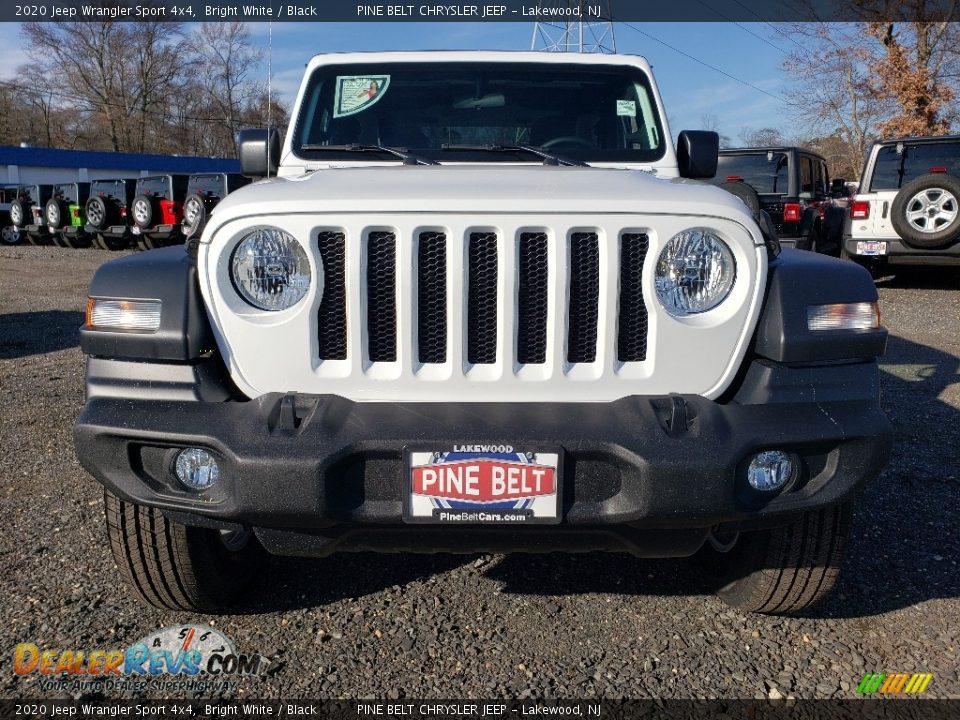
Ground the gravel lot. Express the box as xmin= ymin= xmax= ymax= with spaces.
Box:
xmin=0 ymin=245 xmax=957 ymax=700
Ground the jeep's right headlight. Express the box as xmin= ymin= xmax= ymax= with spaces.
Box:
xmin=655 ymin=228 xmax=736 ymax=315
xmin=230 ymin=227 xmax=311 ymax=311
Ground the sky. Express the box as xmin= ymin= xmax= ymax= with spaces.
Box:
xmin=0 ymin=21 xmax=794 ymax=143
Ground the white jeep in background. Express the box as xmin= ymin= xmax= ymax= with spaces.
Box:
xmin=846 ymin=134 xmax=960 ymax=270
xmin=75 ymin=51 xmax=890 ymax=615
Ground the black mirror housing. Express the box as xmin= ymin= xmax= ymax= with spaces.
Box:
xmin=238 ymin=128 xmax=281 ymax=178
xmin=677 ymin=130 xmax=719 ymax=179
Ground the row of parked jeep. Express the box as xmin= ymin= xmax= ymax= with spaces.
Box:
xmin=0 ymin=173 xmax=249 ymax=250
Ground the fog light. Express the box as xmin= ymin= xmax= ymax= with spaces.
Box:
xmin=174 ymin=448 xmax=220 ymax=490
xmin=747 ymin=450 xmax=793 ymax=492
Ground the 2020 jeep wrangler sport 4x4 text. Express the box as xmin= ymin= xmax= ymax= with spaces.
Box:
xmin=74 ymin=52 xmax=891 ymax=614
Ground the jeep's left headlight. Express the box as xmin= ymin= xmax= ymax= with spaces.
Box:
xmin=655 ymin=228 xmax=736 ymax=315
xmin=230 ymin=227 xmax=311 ymax=311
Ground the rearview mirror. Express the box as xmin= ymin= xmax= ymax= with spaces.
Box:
xmin=237 ymin=128 xmax=281 ymax=178
xmin=677 ymin=130 xmax=719 ymax=179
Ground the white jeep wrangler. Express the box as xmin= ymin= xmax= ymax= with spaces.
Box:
xmin=845 ymin=134 xmax=960 ymax=270
xmin=75 ymin=52 xmax=890 ymax=614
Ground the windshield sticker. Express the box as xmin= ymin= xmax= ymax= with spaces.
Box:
xmin=334 ymin=75 xmax=391 ymax=118
xmin=616 ymin=100 xmax=637 ymax=117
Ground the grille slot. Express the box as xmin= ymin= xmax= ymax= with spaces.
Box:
xmin=517 ymin=232 xmax=549 ymax=364
xmin=467 ymin=232 xmax=498 ymax=365
xmin=366 ymin=231 xmax=397 ymax=363
xmin=417 ymin=231 xmax=447 ymax=364
xmin=617 ymin=233 xmax=650 ymax=362
xmin=567 ymin=232 xmax=600 ymax=364
xmin=316 ymin=231 xmax=347 ymax=360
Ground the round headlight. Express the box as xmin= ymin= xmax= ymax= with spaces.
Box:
xmin=230 ymin=227 xmax=311 ymax=311
xmin=655 ymin=228 xmax=736 ymax=315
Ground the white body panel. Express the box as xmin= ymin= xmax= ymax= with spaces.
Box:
xmin=276 ymin=51 xmax=679 ymax=176
xmin=199 ymin=166 xmax=767 ymax=402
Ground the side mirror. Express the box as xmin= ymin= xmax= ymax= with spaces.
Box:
xmin=237 ymin=128 xmax=281 ymax=178
xmin=677 ymin=130 xmax=719 ymax=179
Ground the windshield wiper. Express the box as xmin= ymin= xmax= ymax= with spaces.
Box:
xmin=300 ymin=143 xmax=438 ymax=166
xmin=440 ymin=143 xmax=589 ymax=167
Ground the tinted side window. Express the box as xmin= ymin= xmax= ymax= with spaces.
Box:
xmin=799 ymin=157 xmax=814 ymax=197
xmin=870 ymin=142 xmax=960 ymax=191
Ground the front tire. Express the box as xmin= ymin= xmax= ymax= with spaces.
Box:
xmin=104 ymin=489 xmax=263 ymax=612
xmin=707 ymin=503 xmax=853 ymax=615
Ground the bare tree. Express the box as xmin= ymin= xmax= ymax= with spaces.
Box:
xmin=738 ymin=127 xmax=787 ymax=147
xmin=700 ymin=113 xmax=732 ymax=148
xmin=186 ymin=22 xmax=264 ymax=155
xmin=17 ymin=21 xmax=285 ymax=158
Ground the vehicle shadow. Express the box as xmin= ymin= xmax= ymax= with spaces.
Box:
xmin=875 ymin=264 xmax=960 ymax=289
xmin=0 ymin=311 xmax=84 ymax=359
xmin=237 ymin=334 xmax=957 ymax=619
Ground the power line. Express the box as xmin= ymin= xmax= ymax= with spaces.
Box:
xmin=727 ymin=0 xmax=813 ymax=54
xmin=620 ymin=22 xmax=789 ymax=104
xmin=691 ymin=0 xmax=790 ymax=55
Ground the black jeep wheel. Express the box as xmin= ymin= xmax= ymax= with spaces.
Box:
xmin=98 ymin=233 xmax=130 ymax=251
xmin=60 ymin=232 xmax=93 ymax=249
xmin=9 ymin=200 xmax=27 ymax=230
xmin=45 ymin=198 xmax=68 ymax=231
xmin=104 ymin=489 xmax=264 ymax=612
xmin=181 ymin=193 xmax=209 ymax=239
xmin=891 ymin=173 xmax=960 ymax=249
xmin=718 ymin=180 xmax=761 ymax=218
xmin=131 ymin=194 xmax=154 ymax=230
xmin=85 ymin=196 xmax=109 ymax=231
xmin=703 ymin=502 xmax=852 ymax=615
xmin=0 ymin=224 xmax=20 ymax=245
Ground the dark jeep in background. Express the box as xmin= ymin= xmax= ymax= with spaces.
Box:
xmin=46 ymin=182 xmax=93 ymax=249
xmin=85 ymin=178 xmax=138 ymax=251
xmin=181 ymin=173 xmax=250 ymax=242
xmin=846 ymin=134 xmax=960 ymax=271
xmin=14 ymin=184 xmax=54 ymax=245
xmin=130 ymin=174 xmax=190 ymax=250
xmin=711 ymin=147 xmax=849 ymax=255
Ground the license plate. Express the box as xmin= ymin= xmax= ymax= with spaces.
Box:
xmin=404 ymin=446 xmax=561 ymax=524
xmin=856 ymin=241 xmax=887 ymax=256
xmin=131 ymin=226 xmax=141 ymax=235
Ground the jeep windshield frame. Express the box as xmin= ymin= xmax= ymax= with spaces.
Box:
xmin=292 ymin=61 xmax=667 ymax=164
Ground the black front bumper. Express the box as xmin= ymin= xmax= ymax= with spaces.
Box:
xmin=74 ymin=361 xmax=891 ymax=558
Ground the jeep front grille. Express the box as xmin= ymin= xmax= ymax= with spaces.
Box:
xmin=317 ymin=231 xmax=348 ymax=360
xmin=366 ymin=231 xmax=398 ymax=363
xmin=617 ymin=233 xmax=650 ymax=362
xmin=466 ymin=232 xmax=499 ymax=365
xmin=417 ymin=231 xmax=447 ymax=364
xmin=316 ymin=226 xmax=651 ymax=371
xmin=516 ymin=232 xmax=549 ymax=365
xmin=567 ymin=231 xmax=601 ymax=364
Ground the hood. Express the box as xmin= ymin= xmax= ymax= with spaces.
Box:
xmin=205 ymin=165 xmax=755 ymax=235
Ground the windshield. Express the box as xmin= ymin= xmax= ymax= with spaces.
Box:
xmin=188 ymin=174 xmax=225 ymax=197
xmin=294 ymin=61 xmax=666 ymax=163
xmin=138 ymin=177 xmax=170 ymax=199
xmin=712 ymin=152 xmax=790 ymax=194
xmin=870 ymin=142 xmax=960 ymax=191
xmin=54 ymin=184 xmax=79 ymax=203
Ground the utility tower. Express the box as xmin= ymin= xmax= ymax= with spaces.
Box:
xmin=531 ymin=0 xmax=616 ymax=53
